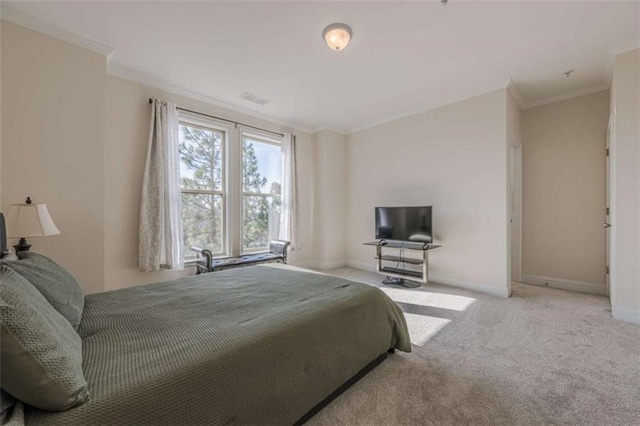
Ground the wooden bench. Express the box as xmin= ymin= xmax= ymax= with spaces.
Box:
xmin=191 ymin=240 xmax=291 ymax=274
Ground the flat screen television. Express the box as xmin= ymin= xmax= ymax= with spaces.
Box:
xmin=375 ymin=206 xmax=433 ymax=243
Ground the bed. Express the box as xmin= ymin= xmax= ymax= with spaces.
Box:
xmin=0 ymin=214 xmax=411 ymax=425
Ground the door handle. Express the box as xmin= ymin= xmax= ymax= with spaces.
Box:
xmin=603 ymin=223 xmax=611 ymax=228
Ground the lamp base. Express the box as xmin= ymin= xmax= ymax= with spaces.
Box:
xmin=13 ymin=238 xmax=32 ymax=253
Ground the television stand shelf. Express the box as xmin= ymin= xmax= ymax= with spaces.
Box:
xmin=363 ymin=241 xmax=442 ymax=286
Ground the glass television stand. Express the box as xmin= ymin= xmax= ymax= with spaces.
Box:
xmin=363 ymin=240 xmax=442 ymax=288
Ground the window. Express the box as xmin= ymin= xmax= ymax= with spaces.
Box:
xmin=179 ymin=121 xmax=226 ymax=257
xmin=178 ymin=112 xmax=284 ymax=261
xmin=242 ymin=133 xmax=282 ymax=252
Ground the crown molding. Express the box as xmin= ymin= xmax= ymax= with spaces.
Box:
xmin=0 ymin=5 xmax=114 ymax=61
xmin=611 ymin=40 xmax=640 ymax=56
xmin=0 ymin=5 xmax=314 ymax=134
xmin=0 ymin=6 xmax=341 ymax=135
xmin=312 ymin=127 xmax=349 ymax=136
xmin=347 ymin=79 xmax=511 ymax=134
xmin=522 ymin=83 xmax=610 ymax=110
xmin=1 ymin=4 xmax=631 ymax=135
xmin=108 ymin=64 xmax=316 ymax=134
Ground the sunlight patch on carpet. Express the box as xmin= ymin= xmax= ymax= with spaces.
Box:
xmin=381 ymin=287 xmax=476 ymax=312
xmin=403 ymin=313 xmax=451 ymax=346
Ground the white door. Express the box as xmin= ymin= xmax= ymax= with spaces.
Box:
xmin=510 ymin=140 xmax=523 ymax=283
xmin=604 ymin=118 xmax=612 ymax=296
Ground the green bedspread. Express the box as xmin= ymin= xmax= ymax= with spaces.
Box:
xmin=25 ymin=265 xmax=410 ymax=425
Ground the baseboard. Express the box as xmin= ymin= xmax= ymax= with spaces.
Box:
xmin=290 ymin=260 xmax=317 ymax=269
xmin=346 ymin=260 xmax=509 ymax=298
xmin=521 ymin=274 xmax=607 ymax=296
xmin=611 ymin=304 xmax=640 ymax=325
xmin=346 ymin=260 xmax=376 ymax=273
xmin=314 ymin=260 xmax=347 ymax=270
xmin=428 ymin=274 xmax=510 ymax=298
xmin=292 ymin=260 xmax=347 ymax=271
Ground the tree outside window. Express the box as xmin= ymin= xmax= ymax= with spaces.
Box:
xmin=178 ymin=123 xmax=281 ymax=258
xmin=242 ymin=136 xmax=282 ymax=251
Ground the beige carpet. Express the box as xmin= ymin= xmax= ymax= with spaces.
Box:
xmin=307 ymin=268 xmax=640 ymax=426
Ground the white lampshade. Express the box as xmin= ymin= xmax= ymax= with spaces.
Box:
xmin=323 ymin=23 xmax=352 ymax=51
xmin=6 ymin=202 xmax=61 ymax=238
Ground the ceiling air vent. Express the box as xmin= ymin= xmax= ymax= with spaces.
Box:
xmin=240 ymin=92 xmax=270 ymax=106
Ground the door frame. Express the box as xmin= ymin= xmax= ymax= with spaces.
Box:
xmin=606 ymin=114 xmax=615 ymax=300
xmin=509 ymin=136 xmax=523 ymax=285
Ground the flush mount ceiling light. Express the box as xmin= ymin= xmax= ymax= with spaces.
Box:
xmin=323 ymin=23 xmax=352 ymax=51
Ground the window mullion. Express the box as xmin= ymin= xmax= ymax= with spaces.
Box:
xmin=181 ymin=189 xmax=224 ymax=195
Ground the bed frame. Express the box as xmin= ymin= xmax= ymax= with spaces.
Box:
xmin=0 ymin=213 xmax=7 ymax=256
xmin=296 ymin=351 xmax=390 ymax=424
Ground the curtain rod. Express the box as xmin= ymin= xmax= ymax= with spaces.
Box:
xmin=149 ymin=98 xmax=285 ymax=138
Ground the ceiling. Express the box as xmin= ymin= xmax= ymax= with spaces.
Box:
xmin=3 ymin=1 xmax=638 ymax=133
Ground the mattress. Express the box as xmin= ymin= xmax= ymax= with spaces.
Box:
xmin=25 ymin=265 xmax=410 ymax=425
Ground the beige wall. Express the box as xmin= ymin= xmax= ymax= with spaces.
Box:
xmin=312 ymin=129 xmax=348 ymax=269
xmin=346 ymin=89 xmax=510 ymax=297
xmin=104 ymin=76 xmax=316 ymax=290
xmin=1 ymin=22 xmax=106 ymax=294
xmin=609 ymin=48 xmax=640 ymax=323
xmin=1 ymin=21 xmax=316 ymax=292
xmin=521 ymin=91 xmax=609 ymax=291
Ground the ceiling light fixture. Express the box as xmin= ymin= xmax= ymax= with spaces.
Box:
xmin=323 ymin=23 xmax=352 ymax=51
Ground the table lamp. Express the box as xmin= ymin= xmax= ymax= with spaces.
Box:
xmin=6 ymin=197 xmax=61 ymax=253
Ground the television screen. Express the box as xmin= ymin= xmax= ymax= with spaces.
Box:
xmin=375 ymin=206 xmax=433 ymax=243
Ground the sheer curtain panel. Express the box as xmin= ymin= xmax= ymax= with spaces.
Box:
xmin=138 ymin=99 xmax=184 ymax=271
xmin=280 ymin=133 xmax=302 ymax=250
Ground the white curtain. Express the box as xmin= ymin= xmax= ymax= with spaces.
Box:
xmin=138 ymin=99 xmax=184 ymax=271
xmin=280 ymin=133 xmax=302 ymax=250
